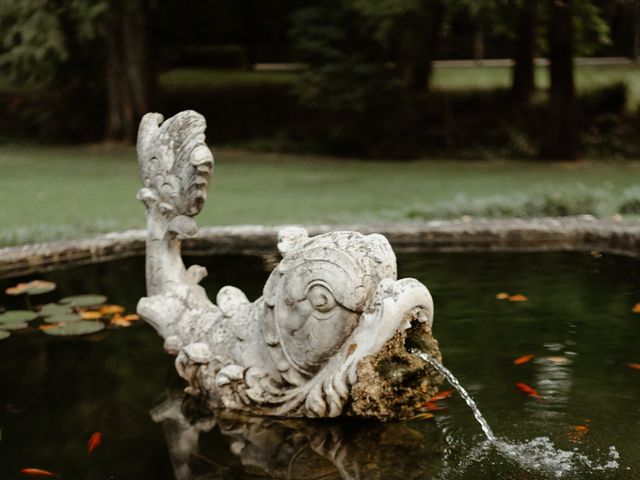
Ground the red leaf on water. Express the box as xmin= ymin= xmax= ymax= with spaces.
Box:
xmin=515 ymin=382 xmax=543 ymax=400
xmin=624 ymin=362 xmax=640 ymax=370
xmin=20 ymin=468 xmax=57 ymax=477
xmin=513 ymin=354 xmax=535 ymax=365
xmin=428 ymin=389 xmax=454 ymax=402
xmin=88 ymin=431 xmax=102 ymax=453
xmin=632 ymin=303 xmax=640 ymax=314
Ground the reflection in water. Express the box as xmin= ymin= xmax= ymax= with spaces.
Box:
xmin=151 ymin=395 xmax=444 ymax=480
xmin=1 ymin=252 xmax=638 ymax=479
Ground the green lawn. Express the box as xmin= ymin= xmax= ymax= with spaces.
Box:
xmin=158 ymin=63 xmax=640 ymax=109
xmin=1 ymin=145 xmax=639 ymax=247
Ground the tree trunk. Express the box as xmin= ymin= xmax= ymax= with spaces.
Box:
xmin=511 ymin=0 xmax=535 ymax=102
xmin=473 ymin=25 xmax=485 ymax=65
xmin=542 ymin=0 xmax=578 ymax=160
xmin=104 ymin=0 xmax=155 ymax=142
xmin=632 ymin=0 xmax=640 ymax=61
xmin=409 ymin=0 xmax=445 ymax=92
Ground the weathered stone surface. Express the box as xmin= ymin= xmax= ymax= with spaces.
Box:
xmin=1 ymin=218 xmax=639 ymax=280
xmin=135 ymin=111 xmax=442 ymax=419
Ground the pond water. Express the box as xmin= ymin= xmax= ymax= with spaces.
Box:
xmin=0 ymin=251 xmax=639 ymax=479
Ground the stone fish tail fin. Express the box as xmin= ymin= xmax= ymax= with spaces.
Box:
xmin=137 ymin=110 xmax=214 ymax=231
xmin=136 ymin=111 xmax=215 ymax=335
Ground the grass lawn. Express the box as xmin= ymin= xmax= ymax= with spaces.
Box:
xmin=1 ymin=145 xmax=639 ymax=247
xmin=158 ymin=63 xmax=640 ymax=109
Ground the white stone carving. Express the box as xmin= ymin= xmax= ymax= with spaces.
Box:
xmin=136 ymin=111 xmax=443 ymax=420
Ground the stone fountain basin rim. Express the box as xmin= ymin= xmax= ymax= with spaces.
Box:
xmin=0 ymin=216 xmax=638 ymax=279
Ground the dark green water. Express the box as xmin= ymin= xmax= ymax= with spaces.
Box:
xmin=0 ymin=252 xmax=639 ymax=479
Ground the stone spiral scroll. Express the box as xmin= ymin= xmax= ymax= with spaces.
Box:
xmin=136 ymin=110 xmax=443 ymax=420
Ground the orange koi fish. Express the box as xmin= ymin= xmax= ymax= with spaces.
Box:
xmin=515 ymin=382 xmax=543 ymax=399
xmin=513 ymin=354 xmax=535 ymax=365
xmin=20 ymin=468 xmax=57 ymax=477
xmin=88 ymin=431 xmax=102 ymax=453
xmin=427 ymin=389 xmax=454 ymax=402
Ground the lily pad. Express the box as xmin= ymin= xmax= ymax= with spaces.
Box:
xmin=59 ymin=295 xmax=107 ymax=308
xmin=39 ymin=303 xmax=73 ymax=317
xmin=0 ymin=310 xmax=38 ymax=323
xmin=43 ymin=313 xmax=82 ymax=324
xmin=6 ymin=280 xmax=56 ymax=296
xmin=43 ymin=321 xmax=105 ymax=336
xmin=0 ymin=331 xmax=9 ymax=340
xmin=0 ymin=321 xmax=28 ymax=331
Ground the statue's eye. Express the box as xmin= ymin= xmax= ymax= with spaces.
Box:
xmin=307 ymin=284 xmax=336 ymax=313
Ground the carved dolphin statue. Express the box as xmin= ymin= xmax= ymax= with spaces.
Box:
xmin=136 ymin=110 xmax=443 ymax=420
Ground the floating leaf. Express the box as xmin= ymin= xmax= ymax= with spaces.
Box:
xmin=38 ymin=324 xmax=59 ymax=331
xmin=39 ymin=303 xmax=71 ymax=317
xmin=513 ymin=354 xmax=535 ymax=365
xmin=24 ymin=280 xmax=56 ymax=295
xmin=43 ymin=313 xmax=81 ymax=324
xmin=20 ymin=468 xmax=57 ymax=477
xmin=110 ymin=315 xmax=131 ymax=327
xmin=427 ymin=389 xmax=454 ymax=402
xmin=42 ymin=321 xmax=105 ymax=336
xmin=6 ymin=280 xmax=56 ymax=296
xmin=508 ymin=294 xmax=528 ymax=302
xmin=0 ymin=331 xmax=10 ymax=340
xmin=515 ymin=382 xmax=543 ymax=400
xmin=632 ymin=303 xmax=640 ymax=314
xmin=546 ymin=355 xmax=570 ymax=365
xmin=80 ymin=311 xmax=102 ymax=320
xmin=5 ymin=284 xmax=28 ymax=296
xmin=123 ymin=314 xmax=140 ymax=322
xmin=0 ymin=321 xmax=28 ymax=331
xmin=59 ymin=294 xmax=107 ymax=308
xmin=100 ymin=304 xmax=125 ymax=315
xmin=0 ymin=311 xmax=38 ymax=323
xmin=495 ymin=292 xmax=509 ymax=300
xmin=624 ymin=362 xmax=640 ymax=370
xmin=88 ymin=431 xmax=102 ymax=452
xmin=410 ymin=412 xmax=434 ymax=420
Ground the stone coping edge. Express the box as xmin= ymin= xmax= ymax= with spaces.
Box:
xmin=0 ymin=217 xmax=638 ymax=279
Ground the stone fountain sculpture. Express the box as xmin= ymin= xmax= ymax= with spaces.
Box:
xmin=136 ymin=110 xmax=443 ymax=420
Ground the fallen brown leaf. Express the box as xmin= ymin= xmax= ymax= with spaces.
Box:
xmin=110 ymin=315 xmax=131 ymax=327
xmin=508 ymin=294 xmax=528 ymax=302
xmin=100 ymin=304 xmax=125 ymax=315
xmin=80 ymin=311 xmax=102 ymax=320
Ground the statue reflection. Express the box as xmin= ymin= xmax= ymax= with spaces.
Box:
xmin=151 ymin=394 xmax=442 ymax=480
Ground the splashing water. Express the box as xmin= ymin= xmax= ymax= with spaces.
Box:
xmin=409 ymin=348 xmax=496 ymax=442
xmin=410 ymin=348 xmax=622 ymax=478
xmin=494 ymin=438 xmax=620 ymax=478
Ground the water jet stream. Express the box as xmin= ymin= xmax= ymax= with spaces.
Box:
xmin=409 ymin=348 xmax=496 ymax=442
